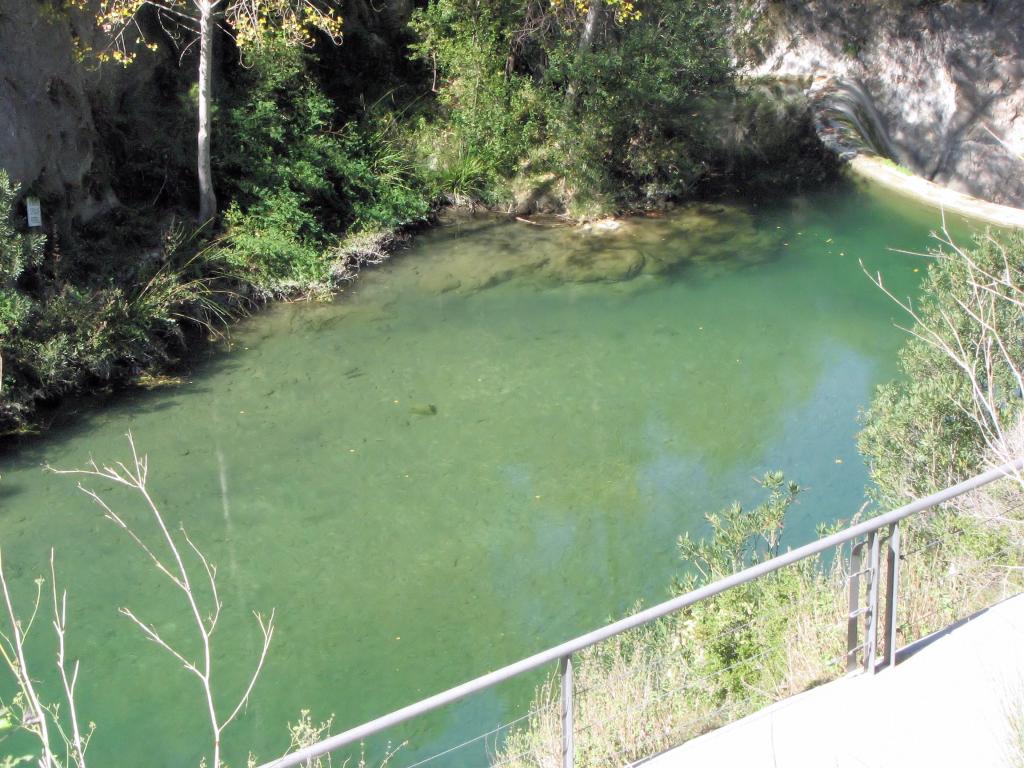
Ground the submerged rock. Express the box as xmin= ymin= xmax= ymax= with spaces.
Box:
xmin=550 ymin=247 xmax=646 ymax=283
xmin=410 ymin=201 xmax=776 ymax=294
xmin=421 ymin=272 xmax=463 ymax=295
xmin=580 ymin=218 xmax=625 ymax=234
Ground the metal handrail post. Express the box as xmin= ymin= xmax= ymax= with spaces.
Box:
xmin=865 ymin=530 xmax=882 ymax=674
xmin=846 ymin=540 xmax=865 ymax=674
xmin=560 ymin=655 xmax=574 ymax=768
xmin=882 ymin=520 xmax=902 ymax=667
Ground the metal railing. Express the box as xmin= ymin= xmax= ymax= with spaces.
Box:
xmin=258 ymin=459 xmax=1024 ymax=768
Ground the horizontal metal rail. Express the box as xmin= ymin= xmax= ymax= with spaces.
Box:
xmin=257 ymin=458 xmax=1024 ymax=768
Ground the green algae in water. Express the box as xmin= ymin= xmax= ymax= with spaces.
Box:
xmin=0 ymin=181 xmax=978 ymax=766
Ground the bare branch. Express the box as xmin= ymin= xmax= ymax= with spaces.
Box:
xmin=182 ymin=527 xmax=222 ymax=632
xmin=119 ymin=607 xmax=200 ymax=676
xmin=51 ymin=551 xmax=90 ymax=768
xmin=222 ymin=610 xmax=276 ymax=729
xmin=0 ymin=549 xmax=57 ymax=766
xmin=54 ymin=436 xmax=275 ymax=767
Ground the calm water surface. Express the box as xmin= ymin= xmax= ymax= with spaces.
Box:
xmin=0 ymin=180 xmax=974 ymax=766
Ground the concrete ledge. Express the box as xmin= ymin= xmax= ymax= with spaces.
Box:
xmin=851 ymin=156 xmax=1024 ymax=230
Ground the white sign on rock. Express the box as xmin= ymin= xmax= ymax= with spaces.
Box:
xmin=26 ymin=197 xmax=42 ymax=228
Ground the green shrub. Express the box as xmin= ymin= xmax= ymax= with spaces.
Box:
xmin=222 ymin=187 xmax=326 ymax=292
xmin=859 ymin=231 xmax=1024 ymax=505
xmin=0 ymin=171 xmax=45 ymax=426
xmin=674 ymin=473 xmax=813 ymax=705
xmin=0 ymin=189 xmax=227 ymax=433
xmin=217 ymin=36 xmax=430 ymax=294
xmin=408 ymin=0 xmax=543 ymax=204
xmin=0 ymin=172 xmax=43 ymax=340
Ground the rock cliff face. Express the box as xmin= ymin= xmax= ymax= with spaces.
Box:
xmin=745 ymin=0 xmax=1024 ymax=208
xmin=0 ymin=0 xmax=112 ymax=230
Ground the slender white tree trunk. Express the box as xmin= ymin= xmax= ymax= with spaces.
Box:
xmin=578 ymin=0 xmax=603 ymax=52
xmin=566 ymin=0 xmax=602 ymax=107
xmin=197 ymin=0 xmax=217 ymax=223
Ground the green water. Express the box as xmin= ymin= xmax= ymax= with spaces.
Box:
xmin=0 ymin=180 xmax=973 ymax=766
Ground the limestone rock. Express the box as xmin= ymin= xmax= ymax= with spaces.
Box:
xmin=747 ymin=0 xmax=1024 ymax=207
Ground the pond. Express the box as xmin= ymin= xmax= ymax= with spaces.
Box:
xmin=0 ymin=178 xmax=974 ymax=766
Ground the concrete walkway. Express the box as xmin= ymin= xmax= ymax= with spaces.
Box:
xmin=642 ymin=592 xmax=1024 ymax=768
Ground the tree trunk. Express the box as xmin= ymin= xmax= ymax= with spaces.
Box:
xmin=566 ymin=0 xmax=603 ymax=107
xmin=578 ymin=0 xmax=603 ymax=52
xmin=197 ymin=0 xmax=217 ymax=223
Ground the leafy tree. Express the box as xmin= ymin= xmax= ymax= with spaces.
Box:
xmin=546 ymin=0 xmax=733 ymax=205
xmin=408 ymin=0 xmax=733 ymax=209
xmin=216 ymin=37 xmax=429 ymax=293
xmin=95 ymin=0 xmax=344 ymax=222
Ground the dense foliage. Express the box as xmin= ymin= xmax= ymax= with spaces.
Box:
xmin=217 ymin=38 xmax=430 ymax=294
xmin=0 ymin=173 xmax=225 ymax=432
xmin=408 ymin=0 xmax=543 ymax=203
xmin=545 ymin=0 xmax=735 ymax=207
xmin=408 ymin=0 xmax=740 ymax=211
xmin=0 ymin=173 xmax=44 ymax=428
